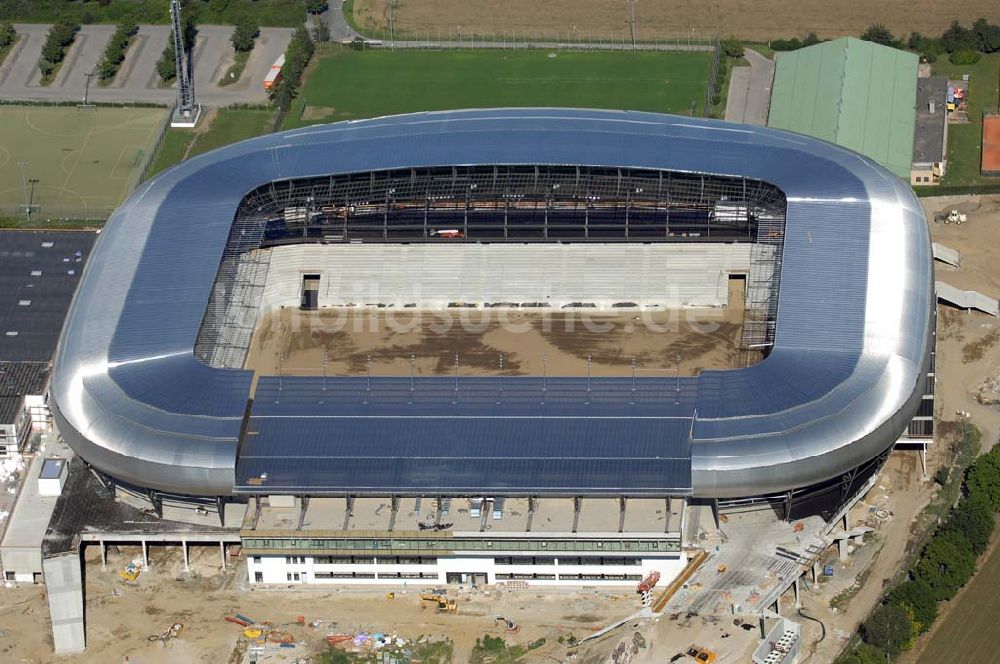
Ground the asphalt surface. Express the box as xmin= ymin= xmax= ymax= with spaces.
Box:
xmin=724 ymin=47 xmax=775 ymax=126
xmin=0 ymin=24 xmax=291 ymax=105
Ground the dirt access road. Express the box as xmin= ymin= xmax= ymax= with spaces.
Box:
xmin=353 ymin=0 xmax=996 ymax=42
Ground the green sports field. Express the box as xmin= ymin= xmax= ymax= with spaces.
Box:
xmin=0 ymin=106 xmax=168 ymax=220
xmin=286 ymin=48 xmax=713 ymax=129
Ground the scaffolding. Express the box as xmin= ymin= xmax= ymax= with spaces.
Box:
xmin=739 ymin=201 xmax=786 ymax=366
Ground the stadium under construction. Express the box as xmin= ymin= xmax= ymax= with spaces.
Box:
xmin=36 ymin=109 xmax=935 ymax=651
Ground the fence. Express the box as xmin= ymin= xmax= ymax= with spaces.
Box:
xmin=704 ymin=39 xmax=722 ymax=118
xmin=135 ymin=104 xmax=175 ymax=186
xmin=356 ymin=29 xmax=717 ymax=53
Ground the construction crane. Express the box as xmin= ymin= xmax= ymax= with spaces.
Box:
xmin=419 ymin=593 xmax=458 ymax=612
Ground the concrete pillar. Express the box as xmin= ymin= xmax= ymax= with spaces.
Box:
xmin=793 ymin=576 xmax=801 ymax=608
xmin=220 ymin=541 xmax=226 ymax=571
xmin=812 ymin=562 xmax=819 ymax=584
xmin=920 ymin=443 xmax=928 ymax=480
xmin=838 ymin=538 xmax=848 ymax=560
xmin=100 ymin=540 xmax=107 ymax=570
xmin=843 ymin=512 xmax=849 ymax=532
xmin=141 ymin=539 xmax=148 ymax=568
xmin=182 ymin=540 xmax=189 ymax=572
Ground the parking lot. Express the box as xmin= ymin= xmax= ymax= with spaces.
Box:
xmin=0 ymin=24 xmax=292 ymax=106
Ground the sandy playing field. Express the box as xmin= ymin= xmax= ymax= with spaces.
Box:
xmin=245 ymin=300 xmax=745 ymax=380
xmin=353 ymin=0 xmax=997 ymax=43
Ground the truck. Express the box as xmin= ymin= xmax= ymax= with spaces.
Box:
xmin=263 ymin=54 xmax=285 ymax=92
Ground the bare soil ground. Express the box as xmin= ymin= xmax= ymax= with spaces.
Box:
xmin=245 ymin=305 xmax=744 ymax=379
xmin=0 ymin=544 xmax=647 ymax=663
xmin=354 ymin=0 xmax=998 ymax=43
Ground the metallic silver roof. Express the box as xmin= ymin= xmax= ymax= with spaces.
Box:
xmin=49 ymin=109 xmax=933 ymax=498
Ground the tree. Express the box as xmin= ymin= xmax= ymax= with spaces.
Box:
xmin=305 ymin=0 xmax=328 ymax=15
xmin=313 ymin=20 xmax=331 ymax=44
xmin=721 ymin=37 xmax=742 ymax=58
xmin=231 ymin=16 xmax=260 ymax=53
xmin=945 ymin=494 xmax=995 ymax=555
xmin=0 ymin=22 xmax=15 ymax=49
xmin=972 ymin=18 xmax=1000 ymax=53
xmin=860 ymin=23 xmax=897 ymax=47
xmin=941 ymin=21 xmax=976 ymax=53
xmin=966 ymin=448 xmax=1000 ymax=511
xmin=210 ymin=0 xmax=230 ymax=13
xmin=862 ymin=603 xmax=914 ymax=656
xmin=915 ymin=530 xmax=976 ymax=600
xmin=887 ymin=578 xmax=938 ymax=633
xmin=802 ymin=32 xmax=821 ymax=47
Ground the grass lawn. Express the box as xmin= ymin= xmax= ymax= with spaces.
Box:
xmin=147 ymin=108 xmax=276 ymax=178
xmin=932 ymin=53 xmax=1000 ymax=187
xmin=0 ymin=105 xmax=167 ymax=220
xmin=284 ymin=47 xmax=713 ymax=129
xmin=219 ymin=50 xmax=251 ymax=87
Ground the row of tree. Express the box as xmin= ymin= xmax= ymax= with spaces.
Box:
xmin=268 ymin=25 xmax=314 ymax=111
xmin=0 ymin=22 xmax=15 ymax=50
xmin=38 ymin=22 xmax=79 ymax=80
xmin=838 ymin=426 xmax=997 ymax=663
xmin=863 ymin=19 xmax=999 ymax=64
xmin=97 ymin=21 xmax=138 ymax=82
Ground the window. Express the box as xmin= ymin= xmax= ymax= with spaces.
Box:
xmin=17 ymin=300 xmax=30 ymax=306
xmin=30 ymin=270 xmax=41 ymax=277
xmin=252 ymin=556 xmax=261 ymax=564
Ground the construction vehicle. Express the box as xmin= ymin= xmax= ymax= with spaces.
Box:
xmin=118 ymin=561 xmax=141 ymax=583
xmin=419 ymin=593 xmax=457 ymax=612
xmin=637 ymin=570 xmax=661 ymax=593
xmin=934 ymin=210 xmax=967 ymax=224
xmin=685 ymin=645 xmax=717 ymax=663
xmin=495 ymin=615 xmax=519 ymax=632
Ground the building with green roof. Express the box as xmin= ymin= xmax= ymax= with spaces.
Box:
xmin=768 ymin=37 xmax=918 ymax=179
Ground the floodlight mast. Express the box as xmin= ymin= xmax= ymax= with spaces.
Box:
xmin=170 ymin=0 xmax=195 ymax=119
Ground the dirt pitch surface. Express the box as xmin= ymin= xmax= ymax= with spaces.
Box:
xmin=0 ymin=105 xmax=167 ymax=219
xmin=353 ymin=0 xmax=997 ymax=43
xmin=245 ymin=305 xmax=744 ymax=379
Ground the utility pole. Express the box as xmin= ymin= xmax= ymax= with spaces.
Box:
xmin=82 ymin=67 xmax=96 ymax=107
xmin=626 ymin=0 xmax=638 ymax=50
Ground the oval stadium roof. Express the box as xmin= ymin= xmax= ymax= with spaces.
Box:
xmin=50 ymin=109 xmax=933 ymax=499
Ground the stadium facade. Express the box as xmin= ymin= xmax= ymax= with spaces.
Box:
xmin=49 ymin=109 xmax=933 ymax=586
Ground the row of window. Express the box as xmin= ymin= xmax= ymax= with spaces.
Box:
xmin=314 ymin=572 xmax=377 ymax=579
xmin=269 ymin=555 xmax=648 ymax=567
xmin=495 ymin=572 xmax=644 ymax=581
xmin=493 ymin=556 xmax=643 ymax=566
xmin=244 ymin=538 xmax=680 ymax=553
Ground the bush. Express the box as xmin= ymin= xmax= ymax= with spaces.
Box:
xmin=305 ymin=0 xmax=328 ymax=14
xmin=914 ymin=530 xmax=976 ymax=600
xmin=887 ymin=578 xmax=938 ymax=633
xmin=231 ymin=15 xmax=260 ymax=53
xmin=771 ymin=37 xmax=802 ymax=51
xmin=836 ymin=643 xmax=889 ymax=664
xmin=721 ymin=36 xmax=742 ymax=58
xmin=0 ymin=22 xmax=15 ymax=49
xmin=711 ymin=93 xmax=721 ymax=106
xmin=312 ymin=20 xmax=330 ymax=43
xmin=944 ymin=493 xmax=995 ymax=555
xmin=921 ymin=52 xmax=938 ymax=63
xmin=802 ymin=32 xmax=821 ymax=47
xmin=862 ymin=603 xmax=914 ymax=656
xmin=157 ymin=40 xmax=176 ymax=83
xmin=949 ymin=49 xmax=982 ymax=65
xmin=966 ymin=447 xmax=1000 ymax=510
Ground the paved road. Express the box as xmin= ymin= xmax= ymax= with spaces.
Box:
xmin=0 ymin=24 xmax=291 ymax=106
xmin=724 ymin=47 xmax=775 ymax=126
xmin=324 ymin=0 xmax=360 ymax=42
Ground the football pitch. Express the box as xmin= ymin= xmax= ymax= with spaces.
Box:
xmin=286 ymin=48 xmax=713 ymax=128
xmin=0 ymin=105 xmax=168 ymax=220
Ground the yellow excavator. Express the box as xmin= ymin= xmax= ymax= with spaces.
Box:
xmin=419 ymin=593 xmax=458 ymax=613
